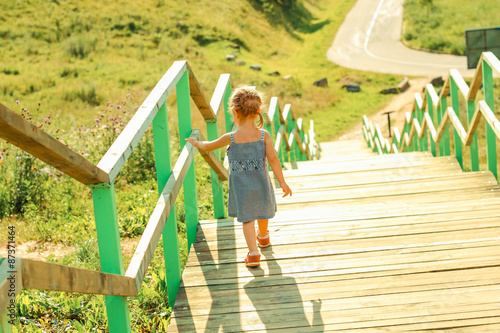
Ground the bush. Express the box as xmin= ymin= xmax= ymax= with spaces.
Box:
xmin=64 ymin=33 xmax=97 ymax=59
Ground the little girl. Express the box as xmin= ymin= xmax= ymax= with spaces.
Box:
xmin=186 ymin=87 xmax=292 ymax=267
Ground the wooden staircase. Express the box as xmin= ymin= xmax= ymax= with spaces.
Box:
xmin=169 ymin=139 xmax=500 ymax=332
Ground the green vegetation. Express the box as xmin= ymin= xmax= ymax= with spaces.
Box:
xmin=403 ymin=0 xmax=499 ymax=55
xmin=0 ymin=0 xmax=404 ymax=331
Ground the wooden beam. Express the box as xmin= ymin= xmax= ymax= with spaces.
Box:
xmin=467 ymin=59 xmax=483 ymax=101
xmin=435 ymin=109 xmax=450 ymax=144
xmin=483 ymin=51 xmax=500 ymax=76
xmin=22 ymin=259 xmax=137 ymax=297
xmin=125 ymin=131 xmax=198 ymax=289
xmin=0 ymin=103 xmax=109 ymax=185
xmin=196 ymin=131 xmax=228 ymax=181
xmin=446 ymin=107 xmax=467 ymax=144
xmin=0 ymin=259 xmax=22 ymax=315
xmin=209 ymin=74 xmax=231 ymax=119
xmin=268 ymin=97 xmax=279 ymax=123
xmin=186 ymin=63 xmax=217 ymax=121
xmin=424 ymin=113 xmax=438 ymax=142
xmin=450 ymin=69 xmax=470 ymax=99
xmin=98 ymin=61 xmax=187 ymax=182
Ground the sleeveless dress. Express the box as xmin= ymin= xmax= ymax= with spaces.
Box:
xmin=227 ymin=129 xmax=277 ymax=222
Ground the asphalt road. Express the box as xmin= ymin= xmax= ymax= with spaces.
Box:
xmin=327 ymin=0 xmax=476 ymax=77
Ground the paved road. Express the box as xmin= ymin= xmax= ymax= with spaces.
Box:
xmin=327 ymin=0 xmax=475 ymax=77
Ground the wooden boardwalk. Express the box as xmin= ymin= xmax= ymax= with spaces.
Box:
xmin=169 ymin=140 xmax=500 ymax=332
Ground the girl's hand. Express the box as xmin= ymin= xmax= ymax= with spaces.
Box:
xmin=185 ymin=138 xmax=199 ymax=148
xmin=280 ymin=182 xmax=292 ymax=198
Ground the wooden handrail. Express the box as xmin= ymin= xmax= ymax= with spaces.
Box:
xmin=0 ymin=258 xmax=137 ymax=315
xmin=125 ymin=130 xmax=199 ymax=290
xmin=0 ymin=103 xmax=109 ymax=185
xmin=98 ymin=61 xmax=187 ymax=182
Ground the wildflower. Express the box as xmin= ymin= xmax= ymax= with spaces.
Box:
xmin=100 ymin=114 xmax=104 ymax=118
xmin=140 ymin=158 xmax=144 ymax=162
xmin=104 ymin=126 xmax=109 ymax=129
xmin=44 ymin=118 xmax=49 ymax=123
xmin=110 ymin=104 xmax=114 ymax=107
xmin=95 ymin=118 xmax=100 ymax=123
xmin=117 ymin=105 xmax=121 ymax=109
xmin=49 ymin=173 xmax=53 ymax=177
xmin=107 ymin=102 xmax=110 ymax=106
xmin=22 ymin=108 xmax=27 ymax=112
xmin=42 ymin=205 xmax=46 ymax=209
xmin=15 ymin=100 xmax=20 ymax=104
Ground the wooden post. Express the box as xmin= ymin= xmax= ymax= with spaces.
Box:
xmin=207 ymin=120 xmax=225 ymax=219
xmin=177 ymin=70 xmax=199 ymax=247
xmin=224 ymin=85 xmax=233 ymax=134
xmin=426 ymin=90 xmax=437 ymax=157
xmin=89 ymin=183 xmax=131 ymax=333
xmin=416 ymin=101 xmax=428 ymax=151
xmin=152 ymin=103 xmax=182 ymax=306
xmin=450 ymin=77 xmax=464 ymax=169
xmin=482 ymin=60 xmax=497 ymax=179
xmin=439 ymin=97 xmax=451 ymax=156
xmin=467 ymin=99 xmax=480 ymax=171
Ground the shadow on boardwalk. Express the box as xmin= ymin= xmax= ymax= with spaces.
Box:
xmin=244 ymin=249 xmax=324 ymax=332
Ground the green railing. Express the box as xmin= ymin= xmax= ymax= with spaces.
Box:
xmin=363 ymin=51 xmax=500 ymax=182
xmin=0 ymin=61 xmax=317 ymax=332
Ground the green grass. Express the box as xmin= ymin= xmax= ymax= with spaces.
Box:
xmin=0 ymin=0 xmax=406 ymax=331
xmin=402 ymin=0 xmax=499 ymax=55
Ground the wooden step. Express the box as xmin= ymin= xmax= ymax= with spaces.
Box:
xmin=169 ymin=139 xmax=500 ymax=333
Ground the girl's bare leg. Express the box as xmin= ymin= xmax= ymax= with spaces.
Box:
xmin=243 ymin=220 xmax=258 ymax=253
xmin=257 ymin=219 xmax=268 ymax=237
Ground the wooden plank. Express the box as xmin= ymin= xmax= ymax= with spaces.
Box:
xmin=98 ymin=61 xmax=186 ymax=182
xmin=22 ymin=259 xmax=137 ymax=297
xmin=194 ymin=217 xmax=500 ymax=253
xmin=446 ymin=106 xmax=467 ymax=143
xmin=125 ymin=131 xmax=198 ymax=289
xmin=450 ymin=69 xmax=470 ymax=99
xmin=209 ymin=73 xmax=231 ymax=118
xmin=195 ymin=131 xmax=228 ymax=181
xmin=186 ymin=63 xmax=217 ymax=121
xmin=0 ymin=103 xmax=109 ymax=185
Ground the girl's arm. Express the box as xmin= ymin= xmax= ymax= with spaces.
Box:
xmin=263 ymin=130 xmax=292 ymax=197
xmin=185 ymin=133 xmax=232 ymax=151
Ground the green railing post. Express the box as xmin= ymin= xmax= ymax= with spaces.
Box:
xmin=90 ymin=183 xmax=131 ymax=333
xmin=299 ymin=125 xmax=306 ymax=161
xmin=207 ymin=120 xmax=225 ymax=219
xmin=176 ymin=70 xmax=199 ymax=247
xmin=152 ymin=103 xmax=181 ymax=305
xmin=450 ymin=77 xmax=463 ymax=169
xmin=426 ymin=91 xmax=437 ymax=157
xmin=467 ymin=99 xmax=480 ymax=171
xmin=439 ymin=97 xmax=451 ymax=156
xmin=411 ymin=111 xmax=418 ymax=152
xmin=416 ymin=102 xmax=428 ymax=152
xmin=482 ymin=60 xmax=497 ymax=179
xmin=224 ymin=85 xmax=233 ymax=133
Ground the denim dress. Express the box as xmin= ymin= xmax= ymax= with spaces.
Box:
xmin=227 ymin=130 xmax=277 ymax=222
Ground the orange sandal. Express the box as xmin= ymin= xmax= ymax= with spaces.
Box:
xmin=257 ymin=231 xmax=270 ymax=248
xmin=245 ymin=252 xmax=261 ymax=267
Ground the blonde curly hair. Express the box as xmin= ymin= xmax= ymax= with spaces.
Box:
xmin=229 ymin=86 xmax=265 ymax=129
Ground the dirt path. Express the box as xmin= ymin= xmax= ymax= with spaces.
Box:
xmin=335 ymin=77 xmax=429 ymax=142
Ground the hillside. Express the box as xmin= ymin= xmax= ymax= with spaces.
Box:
xmin=0 ymin=0 xmax=399 ymax=143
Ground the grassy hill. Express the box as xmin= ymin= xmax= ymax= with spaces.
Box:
xmin=402 ymin=0 xmax=499 ymax=55
xmin=0 ymin=0 xmax=399 ymax=142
